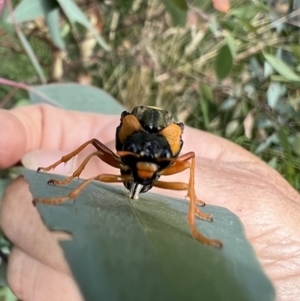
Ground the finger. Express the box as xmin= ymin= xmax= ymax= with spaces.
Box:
xmin=8 ymin=247 xmax=83 ymax=301
xmin=0 ymin=177 xmax=70 ymax=273
xmin=0 ymin=104 xmax=120 ymax=168
xmin=21 ymin=139 xmax=117 ymax=177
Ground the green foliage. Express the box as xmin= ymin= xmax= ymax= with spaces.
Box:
xmin=12 ymin=0 xmax=58 ymax=23
xmin=264 ymin=53 xmax=300 ymax=81
xmin=26 ymin=169 xmax=275 ymax=301
xmin=215 ymin=44 xmax=233 ymax=80
xmin=0 ymin=287 xmax=18 ymax=301
xmin=162 ymin=0 xmax=187 ymax=25
xmin=56 ymin=0 xmax=110 ymax=50
xmin=29 ymin=83 xmax=124 ymax=114
xmin=0 ymin=228 xmax=14 ymax=299
xmin=46 ymin=8 xmax=66 ymax=49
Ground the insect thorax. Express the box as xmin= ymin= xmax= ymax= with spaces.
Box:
xmin=131 ymin=106 xmax=174 ymax=132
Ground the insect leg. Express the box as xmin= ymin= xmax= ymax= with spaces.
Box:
xmin=159 ymin=153 xmax=205 ymax=206
xmin=155 ymin=153 xmax=222 ymax=248
xmin=153 ymin=180 xmax=222 ymax=247
xmin=153 ymin=181 xmax=212 ymax=221
xmin=47 ymin=151 xmax=103 ymax=186
xmin=37 ymin=139 xmax=122 ymax=173
xmin=33 ymin=174 xmax=134 ymax=205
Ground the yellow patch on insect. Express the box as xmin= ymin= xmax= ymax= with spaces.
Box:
xmin=118 ymin=114 xmax=142 ymax=145
xmin=159 ymin=123 xmax=183 ymax=156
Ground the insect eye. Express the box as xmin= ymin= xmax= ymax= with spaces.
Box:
xmin=160 ymin=149 xmax=171 ymax=158
xmin=126 ymin=142 xmax=137 ymax=154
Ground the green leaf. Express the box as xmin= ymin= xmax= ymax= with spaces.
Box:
xmin=225 ymin=120 xmax=239 ymax=137
xmin=170 ymin=0 xmax=188 ymax=10
xmin=267 ymin=82 xmax=286 ymax=109
xmin=230 ymin=5 xmax=265 ymax=20
xmin=0 ymin=287 xmax=18 ymax=301
xmin=275 ymin=101 xmax=295 ymax=116
xmin=219 ymin=97 xmax=237 ymax=111
xmin=0 ymin=179 xmax=10 ymax=200
xmin=209 ymin=16 xmax=219 ymax=34
xmin=199 ymin=84 xmax=213 ymax=129
xmin=278 ymin=126 xmax=292 ymax=161
xmin=199 ymin=96 xmax=210 ymax=129
xmin=225 ymin=33 xmax=236 ymax=57
xmin=29 ymin=83 xmax=124 ymax=114
xmin=268 ymin=157 xmax=278 ymax=169
xmin=255 ymin=133 xmax=278 ymax=154
xmin=250 ymin=57 xmax=262 ymax=78
xmin=17 ymin=30 xmax=46 ymax=83
xmin=46 ymin=8 xmax=66 ymax=50
xmin=0 ymin=261 xmax=7 ymax=286
xmin=200 ymin=83 xmax=213 ymax=102
xmin=12 ymin=0 xmax=58 ymax=23
xmin=264 ymin=61 xmax=273 ymax=78
xmin=56 ymin=0 xmax=110 ymax=51
xmin=215 ymin=44 xmax=233 ymax=80
xmin=264 ymin=53 xmax=300 ymax=82
xmin=0 ymin=6 xmax=14 ymax=34
xmin=292 ymin=134 xmax=300 ymax=156
xmin=162 ymin=0 xmax=187 ymax=26
xmin=24 ymin=169 xmax=275 ymax=301
xmin=291 ymin=45 xmax=300 ymax=60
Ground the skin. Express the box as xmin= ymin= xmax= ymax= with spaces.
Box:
xmin=0 ymin=104 xmax=299 ymax=301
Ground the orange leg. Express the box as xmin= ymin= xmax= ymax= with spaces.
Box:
xmin=155 ymin=152 xmax=222 ymax=248
xmin=34 ymin=139 xmax=131 ymax=205
xmin=48 ymin=151 xmax=104 ymax=186
xmin=38 ymin=139 xmax=122 ymax=173
xmin=33 ymin=174 xmax=134 ymax=205
xmin=159 ymin=152 xmax=205 ymax=206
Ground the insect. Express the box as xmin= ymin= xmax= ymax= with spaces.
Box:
xmin=33 ymin=106 xmax=222 ymax=248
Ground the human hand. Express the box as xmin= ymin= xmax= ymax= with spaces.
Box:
xmin=0 ymin=104 xmax=299 ymax=301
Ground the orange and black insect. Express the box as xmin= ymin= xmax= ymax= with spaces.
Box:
xmin=34 ymin=106 xmax=222 ymax=248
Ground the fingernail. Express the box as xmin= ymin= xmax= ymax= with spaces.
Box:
xmin=22 ymin=150 xmax=76 ymax=175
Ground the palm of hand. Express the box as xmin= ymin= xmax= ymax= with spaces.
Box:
xmin=0 ymin=105 xmax=299 ymax=301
